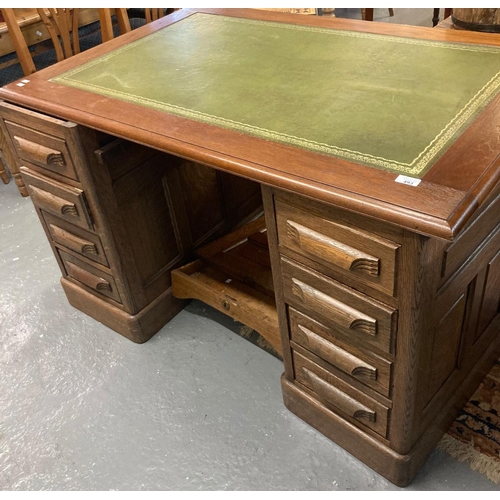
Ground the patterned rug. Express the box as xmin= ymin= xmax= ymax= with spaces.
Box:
xmin=438 ymin=360 xmax=500 ymax=483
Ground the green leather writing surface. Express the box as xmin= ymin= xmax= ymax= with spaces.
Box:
xmin=51 ymin=13 xmax=500 ymax=177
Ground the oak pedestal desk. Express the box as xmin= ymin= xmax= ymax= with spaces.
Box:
xmin=1 ymin=9 xmax=499 ymax=486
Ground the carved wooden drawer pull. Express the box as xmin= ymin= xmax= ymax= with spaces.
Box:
xmin=303 ymin=368 xmax=376 ymax=422
xmin=14 ymin=136 xmax=65 ymax=166
xmin=29 ymin=186 xmax=79 ymax=218
xmin=49 ymin=225 xmax=98 ymax=256
xmin=297 ymin=324 xmax=377 ymax=380
xmin=286 ymin=220 xmax=380 ymax=276
xmin=66 ymin=261 xmax=112 ymax=292
xmin=291 ymin=278 xmax=377 ymax=336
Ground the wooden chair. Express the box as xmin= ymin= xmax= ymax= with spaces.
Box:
xmin=2 ymin=8 xmax=132 ymax=76
xmin=37 ymin=8 xmax=81 ymax=62
xmin=1 ymin=8 xmax=37 ymax=77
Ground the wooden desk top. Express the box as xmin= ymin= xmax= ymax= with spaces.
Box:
xmin=1 ymin=8 xmax=499 ymax=241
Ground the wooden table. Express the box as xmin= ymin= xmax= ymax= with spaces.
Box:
xmin=0 ymin=9 xmax=499 ymax=486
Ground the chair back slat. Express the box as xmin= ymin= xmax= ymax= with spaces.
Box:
xmin=145 ymin=9 xmax=166 ymax=23
xmin=37 ymin=8 xmax=80 ymax=61
xmin=72 ymin=8 xmax=80 ymax=54
xmin=99 ymin=8 xmax=131 ymax=43
xmin=98 ymin=8 xmax=115 ymax=43
xmin=115 ymin=9 xmax=131 ymax=37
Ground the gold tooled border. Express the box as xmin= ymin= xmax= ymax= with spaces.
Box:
xmin=52 ymin=13 xmax=500 ymax=176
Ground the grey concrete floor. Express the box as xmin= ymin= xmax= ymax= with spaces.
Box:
xmin=1 ymin=177 xmax=499 ymax=491
xmin=1 ymin=8 xmax=499 ymax=491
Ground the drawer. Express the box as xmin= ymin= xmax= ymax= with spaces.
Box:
xmin=42 ymin=212 xmax=108 ymax=267
xmin=282 ymin=258 xmax=397 ymax=354
xmin=275 ymin=200 xmax=399 ymax=296
xmin=7 ymin=121 xmax=79 ymax=180
xmin=293 ymin=351 xmax=390 ymax=438
xmin=289 ymin=308 xmax=392 ymax=397
xmin=58 ymin=249 xmax=121 ymax=304
xmin=21 ymin=167 xmax=93 ymax=230
xmin=0 ymin=101 xmax=81 ymax=181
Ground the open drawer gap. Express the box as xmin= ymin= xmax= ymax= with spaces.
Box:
xmin=171 ymin=216 xmax=281 ymax=356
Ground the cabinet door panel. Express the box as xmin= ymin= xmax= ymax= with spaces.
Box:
xmin=177 ymin=160 xmax=225 ymax=246
xmin=218 ymin=171 xmax=262 ymax=227
xmin=428 ymin=293 xmax=467 ymax=398
xmin=476 ymin=249 xmax=500 ymax=340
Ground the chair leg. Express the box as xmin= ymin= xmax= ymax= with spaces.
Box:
xmin=432 ymin=8 xmax=440 ymax=27
xmin=388 ymin=8 xmax=394 ymax=17
xmin=0 ymin=127 xmax=29 ymax=196
xmin=363 ymin=9 xmax=374 ymax=21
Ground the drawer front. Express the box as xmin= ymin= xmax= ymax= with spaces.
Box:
xmin=289 ymin=308 xmax=392 ymax=397
xmin=21 ymin=167 xmax=93 ymax=230
xmin=58 ymin=249 xmax=121 ymax=304
xmin=276 ymin=200 xmax=399 ymax=296
xmin=293 ymin=351 xmax=390 ymax=438
xmin=282 ymin=258 xmax=397 ymax=354
xmin=43 ymin=212 xmax=108 ymax=267
xmin=7 ymin=121 xmax=79 ymax=181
